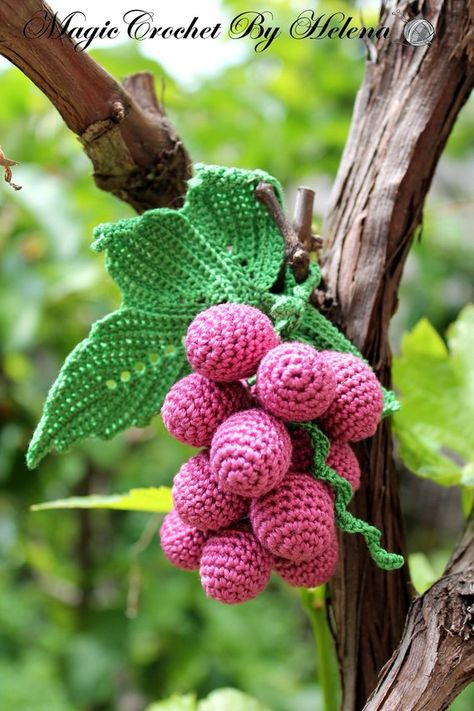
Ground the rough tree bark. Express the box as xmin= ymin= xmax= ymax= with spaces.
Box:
xmin=0 ymin=0 xmax=192 ymax=211
xmin=321 ymin=0 xmax=474 ymax=708
xmin=364 ymin=511 xmax=474 ymax=710
xmin=1 ymin=0 xmax=473 ymax=709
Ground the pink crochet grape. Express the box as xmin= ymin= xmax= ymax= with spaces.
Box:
xmin=274 ymin=535 xmax=339 ymax=587
xmin=200 ymin=528 xmax=272 ymax=604
xmin=160 ymin=509 xmax=209 ymax=570
xmin=210 ymin=409 xmax=292 ymax=498
xmin=185 ymin=303 xmax=279 ymax=382
xmin=326 ymin=441 xmax=361 ymax=493
xmin=173 ymin=452 xmax=248 ymax=531
xmin=250 ymin=473 xmax=335 ymax=562
xmin=320 ymin=352 xmax=384 ymax=441
xmin=289 ymin=427 xmax=313 ymax=472
xmin=161 ymin=373 xmax=250 ymax=447
xmin=255 ymin=342 xmax=336 ymax=422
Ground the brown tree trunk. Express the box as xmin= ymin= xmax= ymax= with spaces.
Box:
xmin=321 ymin=1 xmax=474 ymax=707
xmin=364 ymin=511 xmax=474 ymax=711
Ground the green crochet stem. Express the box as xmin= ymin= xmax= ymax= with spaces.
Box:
xmin=302 ymin=422 xmax=404 ymax=571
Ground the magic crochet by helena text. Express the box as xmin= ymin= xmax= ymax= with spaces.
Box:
xmin=22 ymin=9 xmax=390 ymax=54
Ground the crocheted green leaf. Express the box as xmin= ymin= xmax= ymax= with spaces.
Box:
xmin=93 ymin=209 xmax=255 ymax=313
xmin=294 ymin=303 xmax=361 ymax=354
xmin=182 ymin=164 xmax=285 ymax=293
xmin=27 ymin=308 xmax=190 ymax=468
xmin=27 ymin=165 xmax=288 ymax=467
xmin=92 ymin=165 xmax=285 ymax=313
xmin=393 ymin=307 xmax=474 ymax=487
xmin=31 ymin=486 xmax=173 ymax=513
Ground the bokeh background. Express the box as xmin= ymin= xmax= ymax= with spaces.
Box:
xmin=1 ymin=1 xmax=473 ymax=709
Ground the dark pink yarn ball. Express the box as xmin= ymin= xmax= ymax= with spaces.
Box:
xmin=160 ymin=509 xmax=209 ymax=570
xmin=255 ymin=342 xmax=336 ymax=422
xmin=200 ymin=528 xmax=272 ymax=604
xmin=173 ymin=452 xmax=248 ymax=531
xmin=210 ymin=409 xmax=292 ymax=498
xmin=326 ymin=441 xmax=361 ymax=493
xmin=161 ymin=373 xmax=250 ymax=447
xmin=185 ymin=303 xmax=280 ymax=382
xmin=274 ymin=535 xmax=339 ymax=587
xmin=250 ymin=473 xmax=335 ymax=562
xmin=289 ymin=427 xmax=313 ymax=472
xmin=319 ymin=352 xmax=384 ymax=442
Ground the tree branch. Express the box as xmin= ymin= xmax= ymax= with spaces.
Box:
xmin=255 ymin=181 xmax=310 ymax=282
xmin=364 ymin=510 xmax=474 ymax=710
xmin=0 ymin=0 xmax=192 ymax=211
xmin=321 ymin=0 xmax=474 ymax=707
xmin=0 ymin=144 xmax=21 ymax=190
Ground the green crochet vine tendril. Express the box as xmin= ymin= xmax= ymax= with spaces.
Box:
xmin=266 ymin=263 xmax=321 ymax=337
xmin=302 ymin=422 xmax=404 ymax=571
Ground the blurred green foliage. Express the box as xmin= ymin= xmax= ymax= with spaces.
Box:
xmin=393 ymin=306 xmax=474 ymax=489
xmin=146 ymin=688 xmax=270 ymax=711
xmin=1 ymin=1 xmax=474 ymax=707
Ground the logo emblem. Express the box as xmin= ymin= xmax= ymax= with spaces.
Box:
xmin=393 ymin=11 xmax=435 ymax=47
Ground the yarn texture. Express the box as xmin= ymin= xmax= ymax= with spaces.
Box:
xmin=22 ymin=160 xmax=406 ymax=600
xmin=320 ymin=351 xmax=384 ymax=441
xmin=162 ymin=373 xmax=250 ymax=447
xmin=288 ymin=427 xmax=313 ymax=472
xmin=250 ymin=473 xmax=335 ymax=562
xmin=186 ymin=303 xmax=279 ymax=381
xmin=303 ymin=422 xmax=404 ymax=570
xmin=160 ymin=510 xmax=209 ymax=570
xmin=256 ymin=342 xmax=336 ymax=421
xmin=200 ymin=529 xmax=272 ymax=604
xmin=274 ymin=536 xmax=339 ymax=587
xmin=172 ymin=452 xmax=248 ymax=531
xmin=326 ymin=441 xmax=361 ymax=493
xmin=210 ymin=409 xmax=292 ymax=497
xmin=27 ymin=164 xmax=398 ymax=469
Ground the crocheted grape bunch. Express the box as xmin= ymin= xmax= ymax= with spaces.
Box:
xmin=160 ymin=303 xmax=385 ymax=604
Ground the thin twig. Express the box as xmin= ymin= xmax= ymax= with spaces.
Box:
xmin=0 ymin=145 xmax=21 ymax=191
xmin=293 ymin=186 xmax=315 ymax=250
xmin=293 ymin=186 xmax=323 ymax=252
xmin=256 ymin=181 xmax=310 ymax=282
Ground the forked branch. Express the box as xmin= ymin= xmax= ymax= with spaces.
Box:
xmin=0 ymin=0 xmax=192 ymax=211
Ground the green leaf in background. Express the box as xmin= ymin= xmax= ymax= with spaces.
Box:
xmin=408 ymin=553 xmax=438 ymax=595
xmin=31 ymin=486 xmax=172 ymax=513
xmin=146 ymin=688 xmax=270 ymax=711
xmin=198 ymin=688 xmax=270 ymax=711
xmin=147 ymin=695 xmax=197 ymax=711
xmin=393 ymin=305 xmax=474 ymax=487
